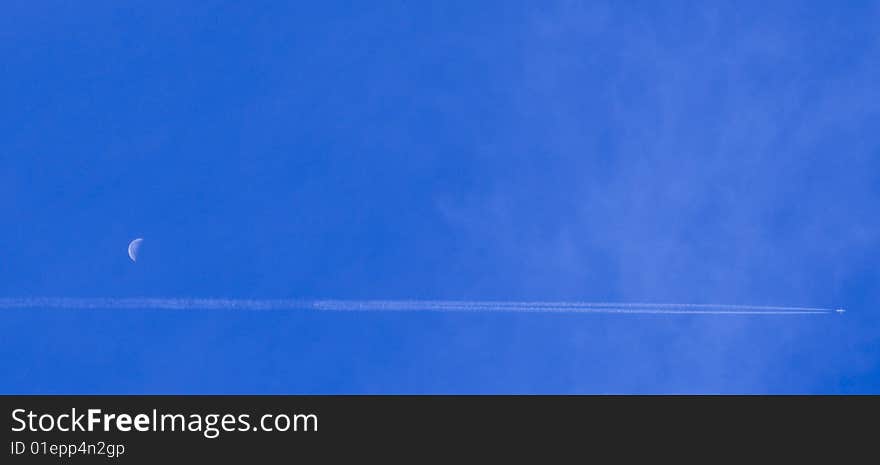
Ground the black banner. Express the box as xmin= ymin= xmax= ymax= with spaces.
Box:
xmin=1 ymin=396 xmax=875 ymax=462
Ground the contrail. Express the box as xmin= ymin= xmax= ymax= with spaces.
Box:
xmin=0 ymin=298 xmax=840 ymax=315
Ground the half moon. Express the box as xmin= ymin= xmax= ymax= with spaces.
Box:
xmin=128 ymin=238 xmax=143 ymax=262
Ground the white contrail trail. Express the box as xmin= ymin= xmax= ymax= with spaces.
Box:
xmin=0 ymin=298 xmax=839 ymax=315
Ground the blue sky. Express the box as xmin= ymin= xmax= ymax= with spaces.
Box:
xmin=1 ymin=1 xmax=878 ymax=393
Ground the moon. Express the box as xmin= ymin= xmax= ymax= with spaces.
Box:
xmin=128 ymin=238 xmax=143 ymax=262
